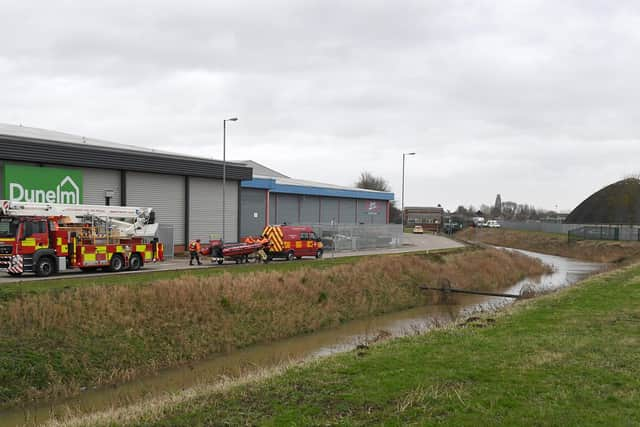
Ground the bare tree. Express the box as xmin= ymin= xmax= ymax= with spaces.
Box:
xmin=355 ymin=171 xmax=390 ymax=192
xmin=355 ymin=171 xmax=400 ymax=223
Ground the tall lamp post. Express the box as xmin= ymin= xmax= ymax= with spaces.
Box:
xmin=222 ymin=117 xmax=238 ymax=243
xmin=401 ymin=152 xmax=416 ymax=231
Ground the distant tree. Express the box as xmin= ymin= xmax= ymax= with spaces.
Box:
xmin=355 ymin=171 xmax=401 ymax=223
xmin=355 ymin=171 xmax=390 ymax=192
xmin=455 ymin=205 xmax=469 ymax=217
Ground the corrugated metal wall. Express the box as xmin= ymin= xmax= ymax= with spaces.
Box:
xmin=190 ymin=178 xmax=238 ymax=242
xmin=126 ymin=171 xmax=186 ymax=245
xmin=265 ymin=194 xmax=387 ymax=225
xmin=83 ymin=168 xmax=121 ymax=205
xmin=320 ymin=198 xmax=340 ymax=223
xmin=276 ymin=194 xmax=299 ymax=224
xmin=357 ymin=199 xmax=387 ymax=224
xmin=269 ymin=193 xmax=276 ymax=225
xmin=300 ymin=195 xmax=320 ymax=224
xmin=339 ymin=199 xmax=356 ymax=223
xmin=239 ymin=188 xmax=266 ymax=238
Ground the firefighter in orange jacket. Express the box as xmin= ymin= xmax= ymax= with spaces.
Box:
xmin=189 ymin=239 xmax=202 ymax=266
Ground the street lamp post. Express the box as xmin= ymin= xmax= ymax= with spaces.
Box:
xmin=401 ymin=152 xmax=416 ymax=231
xmin=222 ymin=117 xmax=238 ymax=243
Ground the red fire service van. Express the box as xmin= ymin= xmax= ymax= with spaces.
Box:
xmin=262 ymin=225 xmax=323 ymax=260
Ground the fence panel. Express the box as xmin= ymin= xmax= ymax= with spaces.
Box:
xmin=308 ymin=223 xmax=403 ymax=252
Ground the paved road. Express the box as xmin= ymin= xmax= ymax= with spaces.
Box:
xmin=0 ymin=233 xmax=464 ymax=285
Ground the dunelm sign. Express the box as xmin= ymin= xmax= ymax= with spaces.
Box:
xmin=3 ymin=164 xmax=83 ymax=204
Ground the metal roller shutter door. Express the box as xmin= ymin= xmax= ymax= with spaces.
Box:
xmin=339 ymin=199 xmax=356 ymax=224
xmin=269 ymin=193 xmax=276 ymax=225
xmin=239 ymin=188 xmax=266 ymax=238
xmin=276 ymin=194 xmax=299 ymax=225
xmin=83 ymin=168 xmax=121 ymax=206
xmin=357 ymin=199 xmax=387 ymax=224
xmin=320 ymin=197 xmax=339 ymax=224
xmin=300 ymin=196 xmax=320 ymax=224
xmin=190 ymin=178 xmax=238 ymax=243
xmin=126 ymin=172 xmax=186 ymax=245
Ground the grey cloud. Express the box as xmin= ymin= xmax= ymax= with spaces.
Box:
xmin=2 ymin=0 xmax=640 ymax=211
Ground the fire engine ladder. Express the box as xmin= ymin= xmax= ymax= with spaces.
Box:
xmin=0 ymin=200 xmax=158 ymax=240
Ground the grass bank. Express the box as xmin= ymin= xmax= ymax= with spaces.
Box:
xmin=64 ymin=257 xmax=640 ymax=426
xmin=0 ymin=254 xmax=378 ymax=302
xmin=458 ymin=227 xmax=640 ymax=263
xmin=0 ymin=249 xmax=547 ymax=407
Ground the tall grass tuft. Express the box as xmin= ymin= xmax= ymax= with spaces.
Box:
xmin=0 ymin=248 xmax=548 ymax=406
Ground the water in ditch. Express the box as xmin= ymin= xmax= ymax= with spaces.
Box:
xmin=1 ymin=248 xmax=603 ymax=427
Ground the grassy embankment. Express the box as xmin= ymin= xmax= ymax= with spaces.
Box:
xmin=458 ymin=227 xmax=640 ymax=263
xmin=0 ymin=249 xmax=548 ymax=407
xmin=61 ymin=257 xmax=640 ymax=427
xmin=0 ymin=253 xmax=384 ymax=302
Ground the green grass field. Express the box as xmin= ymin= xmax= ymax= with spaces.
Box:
xmin=122 ymin=262 xmax=640 ymax=426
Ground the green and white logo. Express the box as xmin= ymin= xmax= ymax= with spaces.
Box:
xmin=3 ymin=164 xmax=83 ymax=204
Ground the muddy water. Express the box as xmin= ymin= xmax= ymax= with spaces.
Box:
xmin=0 ymin=249 xmax=603 ymax=427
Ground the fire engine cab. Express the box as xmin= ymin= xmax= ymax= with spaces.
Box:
xmin=0 ymin=200 xmax=163 ymax=277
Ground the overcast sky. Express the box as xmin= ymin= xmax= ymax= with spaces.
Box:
xmin=2 ymin=1 xmax=639 ymax=212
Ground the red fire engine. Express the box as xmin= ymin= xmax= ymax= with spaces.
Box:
xmin=0 ymin=200 xmax=163 ymax=277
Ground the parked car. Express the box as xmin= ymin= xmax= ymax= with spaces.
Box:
xmin=412 ymin=225 xmax=424 ymax=234
xmin=485 ymin=220 xmax=501 ymax=228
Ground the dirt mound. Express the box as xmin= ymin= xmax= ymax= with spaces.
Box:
xmin=566 ymin=178 xmax=640 ymax=224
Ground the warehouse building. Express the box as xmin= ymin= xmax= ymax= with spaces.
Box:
xmin=0 ymin=124 xmax=395 ymax=253
xmin=238 ymin=161 xmax=394 ymax=237
xmin=0 ymin=124 xmax=252 ymax=254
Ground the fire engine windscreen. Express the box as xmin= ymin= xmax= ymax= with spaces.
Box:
xmin=0 ymin=218 xmax=18 ymax=238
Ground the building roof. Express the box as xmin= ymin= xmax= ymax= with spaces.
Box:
xmin=237 ymin=160 xmax=290 ymax=178
xmin=240 ymin=162 xmax=394 ymax=201
xmin=0 ymin=123 xmax=252 ymax=180
xmin=404 ymin=206 xmax=444 ymax=214
xmin=565 ymin=178 xmax=640 ymax=225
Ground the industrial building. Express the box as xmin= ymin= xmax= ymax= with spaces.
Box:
xmin=238 ymin=161 xmax=395 ymax=237
xmin=403 ymin=206 xmax=444 ymax=232
xmin=0 ymin=124 xmax=251 ymax=254
xmin=0 ymin=124 xmax=395 ymax=253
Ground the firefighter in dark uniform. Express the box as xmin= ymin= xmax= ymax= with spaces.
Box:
xmin=189 ymin=239 xmax=202 ymax=265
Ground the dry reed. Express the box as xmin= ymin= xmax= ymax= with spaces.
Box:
xmin=459 ymin=228 xmax=640 ymax=263
xmin=0 ymin=248 xmax=549 ymax=406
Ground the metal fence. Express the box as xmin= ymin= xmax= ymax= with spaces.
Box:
xmin=308 ymin=223 xmax=403 ymax=252
xmin=500 ymin=220 xmax=640 ymax=242
xmin=568 ymin=225 xmax=640 ymax=242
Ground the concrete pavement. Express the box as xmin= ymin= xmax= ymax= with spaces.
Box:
xmin=0 ymin=233 xmax=464 ymax=285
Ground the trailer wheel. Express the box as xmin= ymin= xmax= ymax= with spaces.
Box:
xmin=287 ymin=251 xmax=295 ymax=261
xmin=109 ymin=254 xmax=125 ymax=272
xmin=129 ymin=254 xmax=142 ymax=271
xmin=316 ymin=249 xmax=323 ymax=259
xmin=35 ymin=256 xmax=54 ymax=277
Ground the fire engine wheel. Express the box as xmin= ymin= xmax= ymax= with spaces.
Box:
xmin=109 ymin=254 xmax=125 ymax=273
xmin=35 ymin=257 xmax=54 ymax=277
xmin=316 ymin=249 xmax=324 ymax=259
xmin=217 ymin=259 xmax=224 ymax=265
xmin=129 ymin=254 xmax=142 ymax=271
xmin=287 ymin=251 xmax=295 ymax=261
